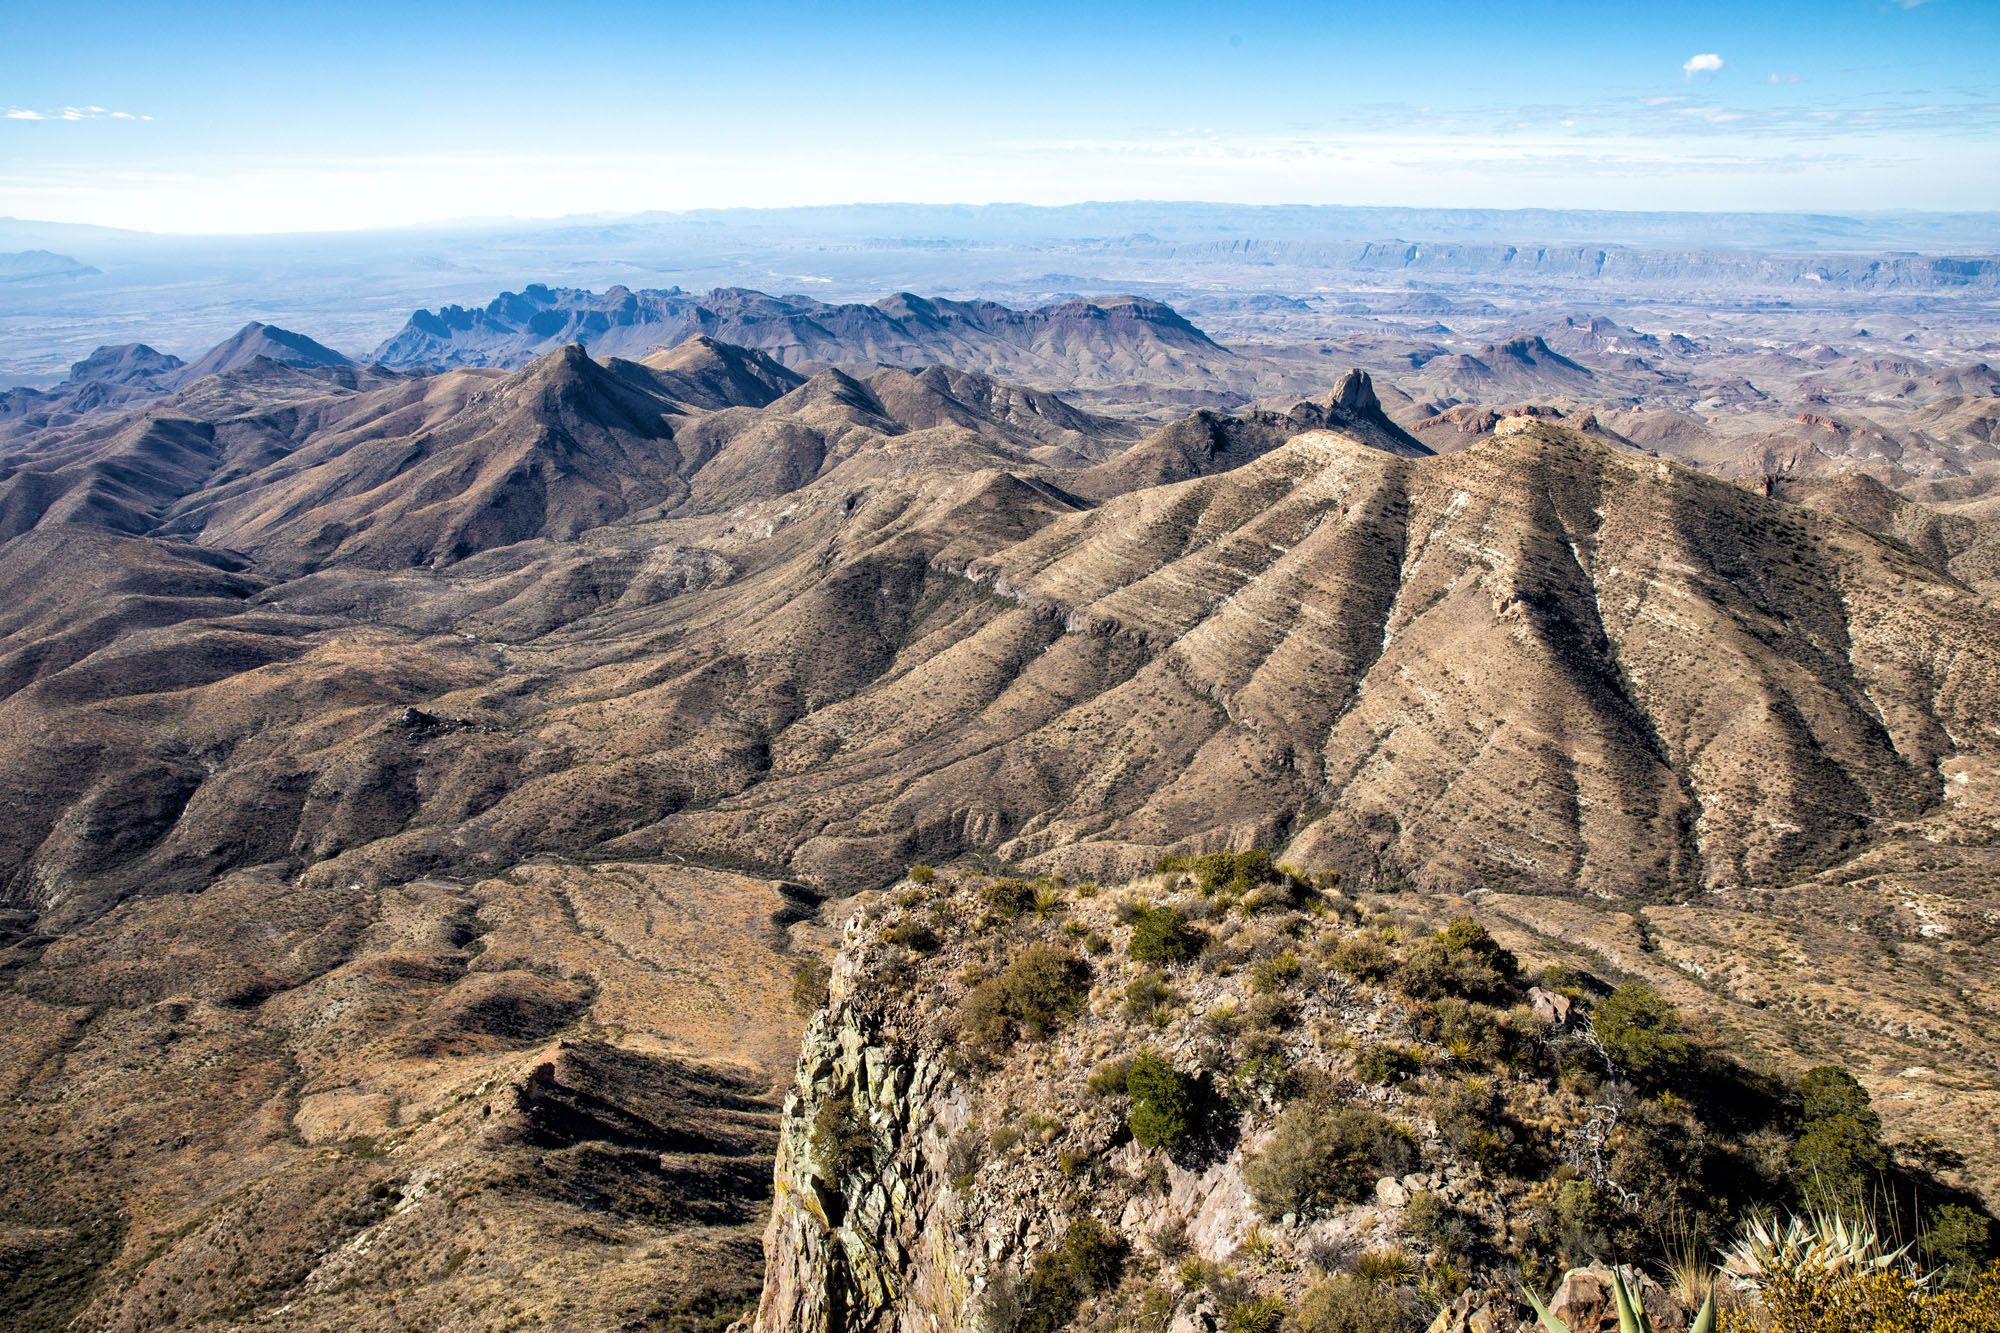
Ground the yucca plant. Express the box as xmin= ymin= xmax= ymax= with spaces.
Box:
xmin=1721 ymin=1203 xmax=1913 ymax=1290
xmin=1524 ymin=1265 xmax=1717 ymax=1333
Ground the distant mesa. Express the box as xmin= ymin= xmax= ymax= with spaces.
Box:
xmin=64 ymin=342 xmax=186 ymax=388
xmin=0 ymin=249 xmax=100 ymax=283
xmin=372 ymin=285 xmax=1230 ymax=389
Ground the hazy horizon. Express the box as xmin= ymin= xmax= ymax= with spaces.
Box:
xmin=4 ymin=197 xmax=2000 ymax=245
xmin=8 ymin=0 xmax=1999 ymax=234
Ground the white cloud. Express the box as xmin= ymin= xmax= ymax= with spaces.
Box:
xmin=5 ymin=105 xmax=150 ymax=123
xmin=1767 ymin=72 xmax=1803 ymax=85
xmin=1683 ymin=52 xmax=1725 ymax=79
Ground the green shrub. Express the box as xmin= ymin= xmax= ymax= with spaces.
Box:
xmin=1130 ymin=905 xmax=1205 ymax=964
xmin=1249 ymin=950 xmax=1303 ymax=993
xmin=1399 ymin=918 xmax=1519 ymax=1001
xmin=1590 ymin=982 xmax=1695 ymax=1084
xmin=1244 ymin=1104 xmax=1416 ymax=1218
xmin=1332 ymin=933 xmax=1396 ymax=982
xmin=1432 ymin=1078 xmax=1524 ymax=1174
xmin=1019 ymin=1217 xmax=1127 ymax=1333
xmin=1792 ymin=1066 xmax=1887 ymax=1204
xmin=1403 ymin=1191 xmax=1471 ymax=1251
xmin=1126 ymin=1051 xmax=1200 ymax=1151
xmin=1157 ymin=849 xmax=1282 ymax=897
xmin=1545 ymin=1178 xmax=1618 ymax=1269
xmin=1417 ymin=997 xmax=1512 ymax=1066
xmin=1294 ymin=1275 xmax=1423 ymax=1333
xmin=1354 ymin=1043 xmax=1419 ymax=1086
xmin=962 ymin=945 xmax=1090 ymax=1053
xmin=790 ymin=956 xmax=831 ymax=1013
xmin=908 ymin=863 xmax=936 ymax=885
xmin=1922 ymin=1204 xmax=1998 ymax=1286
xmin=1124 ymin=969 xmax=1178 ymax=1024
xmin=981 ymin=878 xmax=1038 ymax=919
xmin=1220 ymin=1293 xmax=1287 ymax=1333
xmin=883 ymin=918 xmax=940 ymax=952
xmin=810 ymin=1096 xmax=873 ymax=1182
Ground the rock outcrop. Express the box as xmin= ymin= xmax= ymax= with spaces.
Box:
xmin=750 ymin=923 xmax=979 ymax=1332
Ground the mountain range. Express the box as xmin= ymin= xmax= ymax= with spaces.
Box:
xmin=0 ymin=284 xmax=1997 ymax=1329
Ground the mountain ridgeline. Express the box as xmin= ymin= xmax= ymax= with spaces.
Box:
xmin=0 ymin=285 xmax=1997 ymax=1330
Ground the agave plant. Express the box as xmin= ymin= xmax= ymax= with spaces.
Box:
xmin=1721 ymin=1203 xmax=1913 ymax=1289
xmin=1524 ymin=1266 xmax=1716 ymax=1333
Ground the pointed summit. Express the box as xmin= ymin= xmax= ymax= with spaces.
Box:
xmin=177 ymin=321 xmax=352 ymax=384
xmin=638 ymin=336 xmax=805 ymax=409
xmin=1319 ymin=368 xmax=1432 ymax=458
xmin=1329 ymin=367 xmax=1381 ymax=416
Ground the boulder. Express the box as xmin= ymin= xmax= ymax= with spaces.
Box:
xmin=1545 ymin=1265 xmax=1685 ymax=1332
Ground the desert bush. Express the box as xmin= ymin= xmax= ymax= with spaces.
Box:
xmin=962 ymin=945 xmax=1090 ymax=1053
xmin=1219 ymin=1293 xmax=1287 ymax=1333
xmin=1019 ymin=1217 xmax=1127 ymax=1333
xmin=1245 ymin=1104 xmax=1416 ymax=1218
xmin=1414 ymin=997 xmax=1511 ymax=1066
xmin=1231 ymin=1027 xmax=1289 ymax=1096
xmin=1790 ymin=1066 xmax=1886 ymax=1205
xmin=1590 ymin=982 xmax=1695 ymax=1085
xmin=791 ymin=956 xmax=831 ymax=1013
xmin=1129 ymin=905 xmax=1205 ymax=964
xmin=1124 ymin=970 xmax=1178 ymax=1024
xmin=1157 ymin=849 xmax=1293 ymax=898
xmin=1331 ymin=932 xmax=1396 ymax=982
xmin=810 ymin=1096 xmax=873 ymax=1182
xmin=1922 ymin=1205 xmax=1998 ymax=1287
xmin=1294 ymin=1274 xmax=1424 ymax=1333
xmin=883 ymin=918 xmax=940 ymax=952
xmin=1432 ymin=1078 xmax=1526 ymax=1174
xmin=1249 ymin=950 xmax=1303 ymax=993
xmin=981 ymin=878 xmax=1039 ymax=919
xmin=1243 ymin=992 xmax=1296 ymax=1032
xmin=1354 ymin=1043 xmax=1420 ymax=1086
xmin=1403 ymin=1191 xmax=1472 ymax=1252
xmin=1540 ymin=1178 xmax=1623 ymax=1270
xmin=1399 ymin=918 xmax=1519 ymax=1002
xmin=907 ymin=863 xmax=936 ymax=885
xmin=1126 ymin=1051 xmax=1200 ymax=1151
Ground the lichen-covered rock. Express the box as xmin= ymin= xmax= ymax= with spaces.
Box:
xmin=748 ymin=924 xmax=984 ymax=1332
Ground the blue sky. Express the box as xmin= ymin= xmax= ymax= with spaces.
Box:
xmin=3 ymin=0 xmax=1996 ymax=232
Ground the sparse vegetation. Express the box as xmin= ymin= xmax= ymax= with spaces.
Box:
xmin=791 ymin=956 xmax=831 ymax=1013
xmin=1244 ymin=1104 xmax=1415 ymax=1218
xmin=962 ymin=945 xmax=1090 ymax=1052
xmin=1125 ymin=1051 xmax=1200 ymax=1152
xmin=1398 ymin=917 xmax=1519 ymax=1002
xmin=809 ymin=1096 xmax=873 ymax=1182
xmin=1590 ymin=982 xmax=1696 ymax=1085
xmin=1018 ymin=1217 xmax=1126 ymax=1333
xmin=1295 ymin=1275 xmax=1423 ymax=1333
xmin=1128 ymin=904 xmax=1205 ymax=963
